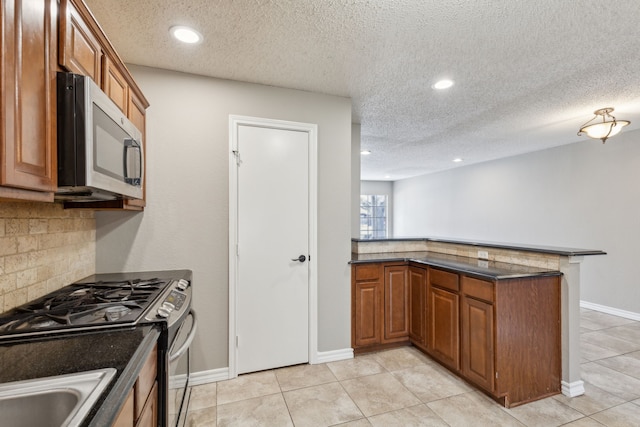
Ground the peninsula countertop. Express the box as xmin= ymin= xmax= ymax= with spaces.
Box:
xmin=352 ymin=237 xmax=606 ymax=257
xmin=351 ymin=251 xmax=563 ymax=280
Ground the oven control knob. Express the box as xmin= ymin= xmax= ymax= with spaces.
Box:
xmin=162 ymin=302 xmax=175 ymax=311
xmin=157 ymin=307 xmax=171 ymax=318
xmin=176 ymin=279 xmax=189 ymax=291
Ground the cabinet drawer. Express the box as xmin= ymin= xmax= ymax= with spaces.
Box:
xmin=354 ymin=264 xmax=381 ymax=281
xmin=429 ymin=268 xmax=459 ymax=292
xmin=462 ymin=276 xmax=494 ymax=302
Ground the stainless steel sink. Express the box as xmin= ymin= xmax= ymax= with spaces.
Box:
xmin=0 ymin=367 xmax=116 ymax=427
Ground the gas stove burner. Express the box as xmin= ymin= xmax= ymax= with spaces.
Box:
xmin=98 ymin=305 xmax=132 ymax=322
xmin=95 ymin=288 xmax=134 ymax=302
xmin=0 ymin=314 xmax=68 ymax=333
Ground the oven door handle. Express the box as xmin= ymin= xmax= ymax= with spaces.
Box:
xmin=169 ymin=308 xmax=198 ymax=363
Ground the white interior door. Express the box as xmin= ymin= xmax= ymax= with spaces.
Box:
xmin=235 ymin=123 xmax=310 ymax=374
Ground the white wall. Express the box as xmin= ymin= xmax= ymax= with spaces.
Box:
xmin=361 ymin=180 xmax=394 ymax=237
xmin=394 ymin=128 xmax=640 ymax=314
xmin=351 ymin=124 xmax=361 ymax=239
xmin=95 ymin=66 xmax=352 ymax=373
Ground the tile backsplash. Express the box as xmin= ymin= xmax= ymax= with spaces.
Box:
xmin=352 ymin=239 xmax=561 ymax=270
xmin=0 ymin=202 xmax=95 ymax=312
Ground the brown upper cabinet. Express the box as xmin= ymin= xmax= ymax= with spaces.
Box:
xmin=1 ymin=0 xmax=149 ymax=208
xmin=58 ymin=0 xmax=149 ymax=211
xmin=59 ymin=0 xmax=101 ymax=82
xmin=102 ymin=54 xmax=130 ymax=115
xmin=0 ymin=0 xmax=57 ymax=202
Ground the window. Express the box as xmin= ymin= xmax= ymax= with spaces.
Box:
xmin=360 ymin=195 xmax=387 ymax=239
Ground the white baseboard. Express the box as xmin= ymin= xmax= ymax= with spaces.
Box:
xmin=580 ymin=301 xmax=640 ymax=321
xmin=314 ymin=348 xmax=354 ymax=364
xmin=561 ymin=380 xmax=585 ymax=397
xmin=189 ymin=348 xmax=354 ymax=386
xmin=189 ymin=367 xmax=229 ymax=386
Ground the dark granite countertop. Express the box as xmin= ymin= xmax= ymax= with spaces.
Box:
xmin=352 ymin=237 xmax=606 ymax=257
xmin=351 ymin=251 xmax=563 ymax=280
xmin=0 ymin=325 xmax=160 ymax=427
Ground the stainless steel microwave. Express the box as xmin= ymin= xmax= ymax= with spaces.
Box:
xmin=56 ymin=72 xmax=143 ymax=201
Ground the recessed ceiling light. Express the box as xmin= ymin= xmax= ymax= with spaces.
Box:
xmin=170 ymin=26 xmax=203 ymax=44
xmin=361 ymin=150 xmax=371 ymax=155
xmin=453 ymin=158 xmax=463 ymax=163
xmin=433 ymin=79 xmax=454 ymax=90
xmin=384 ymin=175 xmax=391 ymax=179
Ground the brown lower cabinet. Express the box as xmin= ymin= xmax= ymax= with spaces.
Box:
xmin=460 ymin=278 xmax=494 ymax=393
xmin=112 ymin=344 xmax=158 ymax=426
xmin=384 ymin=265 xmax=409 ymax=341
xmin=427 ymin=268 xmax=460 ymax=371
xmin=351 ymin=261 xmax=561 ymax=408
xmin=408 ymin=266 xmax=427 ymax=350
xmin=351 ymin=263 xmax=410 ymax=352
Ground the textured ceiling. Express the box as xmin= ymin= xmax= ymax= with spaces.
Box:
xmin=84 ymin=0 xmax=640 ymax=180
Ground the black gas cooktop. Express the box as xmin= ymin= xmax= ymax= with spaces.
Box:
xmin=0 ymin=278 xmax=171 ymax=338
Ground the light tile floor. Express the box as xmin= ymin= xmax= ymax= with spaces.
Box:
xmin=185 ymin=309 xmax=640 ymax=426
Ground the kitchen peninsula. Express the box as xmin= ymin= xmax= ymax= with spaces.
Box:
xmin=351 ymin=237 xmax=606 ymax=407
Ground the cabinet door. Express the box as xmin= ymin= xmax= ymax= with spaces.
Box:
xmin=112 ymin=388 xmax=135 ymax=427
xmin=59 ymin=0 xmax=101 ymax=81
xmin=124 ymin=90 xmax=147 ymax=208
xmin=0 ymin=0 xmax=56 ymax=195
xmin=134 ymin=345 xmax=157 ymax=420
xmin=383 ymin=265 xmax=409 ymax=342
xmin=428 ymin=286 xmax=460 ymax=370
xmin=461 ymin=296 xmax=494 ymax=392
xmin=408 ymin=266 xmax=427 ymax=347
xmin=353 ymin=280 xmax=382 ymax=347
xmin=135 ymin=382 xmax=157 ymax=427
xmin=103 ymin=54 xmax=129 ymax=114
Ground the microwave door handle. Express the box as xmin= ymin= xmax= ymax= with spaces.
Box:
xmin=169 ymin=309 xmax=198 ymax=363
xmin=123 ymin=139 xmax=142 ymax=185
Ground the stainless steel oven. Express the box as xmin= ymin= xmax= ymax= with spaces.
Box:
xmin=167 ymin=309 xmax=197 ymax=426
xmin=145 ymin=278 xmax=197 ymax=427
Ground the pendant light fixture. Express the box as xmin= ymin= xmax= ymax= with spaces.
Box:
xmin=577 ymin=107 xmax=630 ymax=143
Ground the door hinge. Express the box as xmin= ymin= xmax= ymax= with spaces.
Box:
xmin=232 ymin=150 xmax=241 ymax=166
xmin=236 ymin=335 xmax=239 ymax=348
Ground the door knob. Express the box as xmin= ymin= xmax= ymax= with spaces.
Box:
xmin=291 ymin=255 xmax=306 ymax=262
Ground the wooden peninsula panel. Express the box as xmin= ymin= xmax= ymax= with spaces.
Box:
xmin=494 ymin=276 xmax=561 ymax=407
